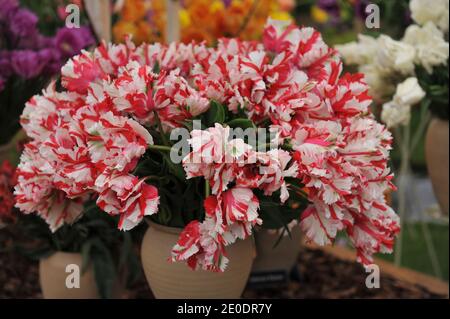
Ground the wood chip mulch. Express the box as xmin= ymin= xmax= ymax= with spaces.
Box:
xmin=1 ymin=241 xmax=446 ymax=299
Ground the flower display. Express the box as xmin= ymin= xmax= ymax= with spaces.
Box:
xmin=0 ymin=0 xmax=95 ymax=145
xmin=15 ymin=19 xmax=399 ymax=272
xmin=113 ymin=0 xmax=165 ymax=45
xmin=336 ymin=1 xmax=449 ymax=127
xmin=409 ymin=0 xmax=449 ymax=33
xmin=113 ymin=0 xmax=293 ymax=45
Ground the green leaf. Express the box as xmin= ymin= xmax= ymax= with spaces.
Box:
xmin=258 ymin=197 xmax=300 ymax=230
xmin=90 ymin=239 xmax=117 ymax=299
xmin=162 ymin=153 xmax=186 ymax=181
xmin=152 ymin=61 xmax=160 ymax=74
xmin=226 ymin=118 xmax=256 ymax=130
xmin=203 ymin=100 xmax=226 ymax=127
xmin=81 ymin=240 xmax=93 ymax=274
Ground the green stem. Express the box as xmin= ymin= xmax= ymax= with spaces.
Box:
xmin=394 ymin=124 xmax=411 ymax=267
xmin=205 ymin=180 xmax=210 ymax=198
xmin=148 ymin=144 xmax=172 ymax=152
xmin=154 ymin=112 xmax=170 ymax=146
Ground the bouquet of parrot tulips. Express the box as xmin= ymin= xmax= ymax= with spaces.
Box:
xmin=15 ymin=19 xmax=400 ymax=272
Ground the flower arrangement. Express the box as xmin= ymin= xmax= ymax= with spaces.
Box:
xmin=15 ymin=19 xmax=399 ymax=272
xmin=113 ymin=0 xmax=294 ymax=45
xmin=0 ymin=0 xmax=95 ymax=145
xmin=336 ymin=0 xmax=449 ymax=127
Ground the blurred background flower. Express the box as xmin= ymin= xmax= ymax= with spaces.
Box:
xmin=113 ymin=0 xmax=294 ymax=45
xmin=0 ymin=0 xmax=95 ymax=146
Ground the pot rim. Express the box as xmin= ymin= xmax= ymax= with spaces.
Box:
xmin=43 ymin=251 xmax=83 ymax=259
xmin=145 ymin=219 xmax=184 ymax=235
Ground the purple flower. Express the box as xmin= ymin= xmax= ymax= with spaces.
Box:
xmin=317 ymin=0 xmax=340 ymax=21
xmin=9 ymin=8 xmax=39 ymax=38
xmin=40 ymin=48 xmax=64 ymax=76
xmin=55 ymin=26 xmax=95 ymax=60
xmin=222 ymin=0 xmax=232 ymax=7
xmin=354 ymin=0 xmax=372 ymax=20
xmin=10 ymin=50 xmax=48 ymax=79
xmin=0 ymin=0 xmax=19 ymax=21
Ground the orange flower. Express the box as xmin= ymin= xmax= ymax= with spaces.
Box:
xmin=113 ymin=20 xmax=139 ymax=43
xmin=278 ymin=0 xmax=295 ymax=11
xmin=121 ymin=0 xmax=148 ymax=22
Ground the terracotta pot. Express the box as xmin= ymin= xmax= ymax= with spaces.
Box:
xmin=249 ymin=225 xmax=302 ymax=286
xmin=39 ymin=252 xmax=123 ymax=299
xmin=425 ymin=118 xmax=449 ymax=215
xmin=141 ymin=222 xmax=255 ymax=299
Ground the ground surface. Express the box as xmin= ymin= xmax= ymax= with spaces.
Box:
xmin=0 ymin=244 xmax=446 ymax=299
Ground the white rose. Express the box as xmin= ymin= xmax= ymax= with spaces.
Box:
xmin=410 ymin=0 xmax=449 ymax=33
xmin=375 ymin=35 xmax=416 ymax=75
xmin=335 ymin=34 xmax=378 ymax=66
xmin=360 ymin=64 xmax=395 ymax=102
xmin=381 ymin=101 xmax=412 ymax=128
xmin=393 ymin=77 xmax=426 ymax=107
xmin=403 ymin=22 xmax=450 ymax=73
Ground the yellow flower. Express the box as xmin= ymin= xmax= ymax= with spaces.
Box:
xmin=311 ymin=5 xmax=329 ymax=24
xmin=270 ymin=11 xmax=292 ymax=22
xmin=211 ymin=0 xmax=225 ymax=13
xmin=179 ymin=9 xmax=191 ymax=28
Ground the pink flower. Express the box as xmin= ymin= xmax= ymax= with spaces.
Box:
xmin=348 ymin=203 xmax=400 ymax=265
xmin=172 ymin=187 xmax=260 ymax=271
xmin=170 ymin=220 xmax=229 ymax=272
xmin=77 ymin=109 xmax=153 ymax=173
xmin=183 ymin=124 xmax=252 ymax=194
xmin=236 ymin=149 xmax=298 ymax=203
xmin=14 ymin=143 xmax=85 ymax=232
xmin=96 ymin=171 xmax=159 ymax=231
xmin=153 ymin=70 xmax=209 ymax=130
xmin=61 ymin=52 xmax=107 ymax=94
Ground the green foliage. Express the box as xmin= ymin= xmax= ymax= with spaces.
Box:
xmin=134 ymin=148 xmax=206 ymax=228
xmin=257 ymin=178 xmax=309 ymax=231
xmin=416 ymin=61 xmax=449 ymax=121
xmin=202 ymin=100 xmax=227 ymax=127
xmin=227 ymin=118 xmax=257 ymax=130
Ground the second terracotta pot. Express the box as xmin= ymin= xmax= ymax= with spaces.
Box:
xmin=141 ymin=222 xmax=255 ymax=299
xmin=39 ymin=252 xmax=100 ymax=299
xmin=425 ymin=118 xmax=449 ymax=215
xmin=250 ymin=225 xmax=302 ymax=285
xmin=39 ymin=252 xmax=123 ymax=299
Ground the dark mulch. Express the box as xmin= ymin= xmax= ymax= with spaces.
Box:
xmin=1 ymin=241 xmax=445 ymax=299
xmin=0 ymin=250 xmax=42 ymax=299
xmin=244 ymin=248 xmax=446 ymax=299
